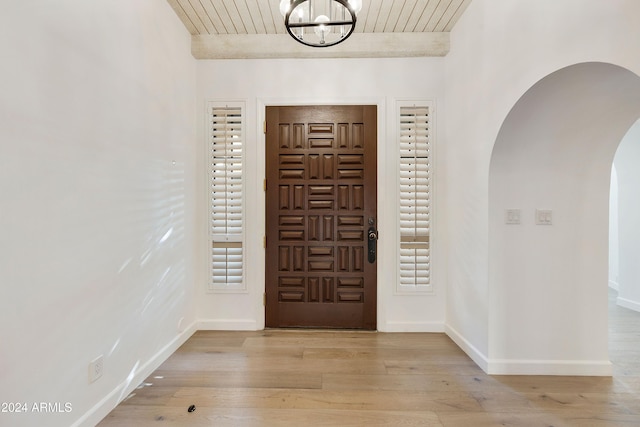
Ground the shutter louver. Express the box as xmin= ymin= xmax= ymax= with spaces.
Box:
xmin=209 ymin=104 xmax=244 ymax=291
xmin=399 ymin=106 xmax=431 ymax=291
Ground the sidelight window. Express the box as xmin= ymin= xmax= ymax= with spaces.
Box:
xmin=208 ymin=102 xmax=245 ymax=292
xmin=397 ymin=103 xmax=432 ymax=293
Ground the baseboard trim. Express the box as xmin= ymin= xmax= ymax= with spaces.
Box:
xmin=197 ymin=319 xmax=260 ymax=330
xmin=381 ymin=321 xmax=445 ymax=333
xmin=444 ymin=324 xmax=489 ymax=373
xmin=608 ymin=280 xmax=619 ymax=291
xmin=71 ymin=321 xmax=198 ymax=427
xmin=617 ymin=296 xmax=640 ymax=313
xmin=487 ymin=358 xmax=613 ymax=376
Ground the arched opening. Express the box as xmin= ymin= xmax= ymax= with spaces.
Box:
xmin=611 ymin=120 xmax=640 ymax=310
xmin=488 ymin=62 xmax=640 ymax=375
xmin=608 ymin=120 xmax=640 ymax=378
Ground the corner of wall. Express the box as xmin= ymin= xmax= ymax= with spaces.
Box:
xmin=445 ymin=324 xmax=490 ymax=373
xmin=71 ymin=322 xmax=198 ymax=427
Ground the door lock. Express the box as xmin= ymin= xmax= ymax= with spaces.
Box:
xmin=367 ymin=222 xmax=378 ymax=264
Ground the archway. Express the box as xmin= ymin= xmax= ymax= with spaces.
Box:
xmin=488 ymin=62 xmax=640 ymax=375
xmin=611 ymin=120 xmax=640 ymax=310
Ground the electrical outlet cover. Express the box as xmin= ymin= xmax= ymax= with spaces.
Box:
xmin=89 ymin=355 xmax=104 ymax=383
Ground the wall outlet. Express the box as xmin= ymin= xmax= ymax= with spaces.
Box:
xmin=89 ymin=355 xmax=104 ymax=383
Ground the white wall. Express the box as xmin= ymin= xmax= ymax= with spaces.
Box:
xmin=0 ymin=2 xmax=197 ymax=426
xmin=195 ymin=58 xmax=447 ymax=332
xmin=445 ymin=0 xmax=640 ymax=374
xmin=614 ymin=120 xmax=640 ymax=312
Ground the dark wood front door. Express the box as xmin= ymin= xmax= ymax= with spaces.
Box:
xmin=265 ymin=105 xmax=377 ymax=330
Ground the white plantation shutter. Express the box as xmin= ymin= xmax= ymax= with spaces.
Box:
xmin=398 ymin=105 xmax=431 ymax=292
xmin=211 ymin=242 xmax=243 ymax=287
xmin=209 ymin=103 xmax=245 ymax=291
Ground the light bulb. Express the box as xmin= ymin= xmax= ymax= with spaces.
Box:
xmin=279 ymin=0 xmax=291 ymax=17
xmin=314 ymin=14 xmax=330 ymax=43
xmin=348 ymin=0 xmax=362 ymax=14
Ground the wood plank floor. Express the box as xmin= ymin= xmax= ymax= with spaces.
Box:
xmin=97 ymin=290 xmax=640 ymax=426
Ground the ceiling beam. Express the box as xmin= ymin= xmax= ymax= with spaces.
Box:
xmin=191 ymin=32 xmax=449 ymax=59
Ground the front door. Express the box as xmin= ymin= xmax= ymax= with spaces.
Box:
xmin=265 ymin=105 xmax=377 ymax=329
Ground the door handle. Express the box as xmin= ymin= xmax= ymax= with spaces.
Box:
xmin=367 ymin=226 xmax=378 ymax=263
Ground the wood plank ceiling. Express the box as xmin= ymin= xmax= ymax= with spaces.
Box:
xmin=166 ymin=0 xmax=472 ymax=58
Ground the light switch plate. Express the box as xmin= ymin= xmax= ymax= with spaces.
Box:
xmin=536 ymin=209 xmax=552 ymax=225
xmin=505 ymin=209 xmax=521 ymax=225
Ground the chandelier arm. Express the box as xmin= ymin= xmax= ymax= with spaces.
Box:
xmin=287 ymin=20 xmax=354 ymax=28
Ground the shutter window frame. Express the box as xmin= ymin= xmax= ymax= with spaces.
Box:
xmin=397 ymin=102 xmax=433 ymax=294
xmin=208 ymin=102 xmax=246 ymax=293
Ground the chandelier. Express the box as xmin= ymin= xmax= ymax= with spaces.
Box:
xmin=279 ymin=0 xmax=363 ymax=47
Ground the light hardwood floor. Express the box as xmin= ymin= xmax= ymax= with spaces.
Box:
xmin=97 ymin=290 xmax=640 ymax=426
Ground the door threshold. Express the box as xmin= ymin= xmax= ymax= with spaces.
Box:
xmin=264 ymin=327 xmax=378 ymax=333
